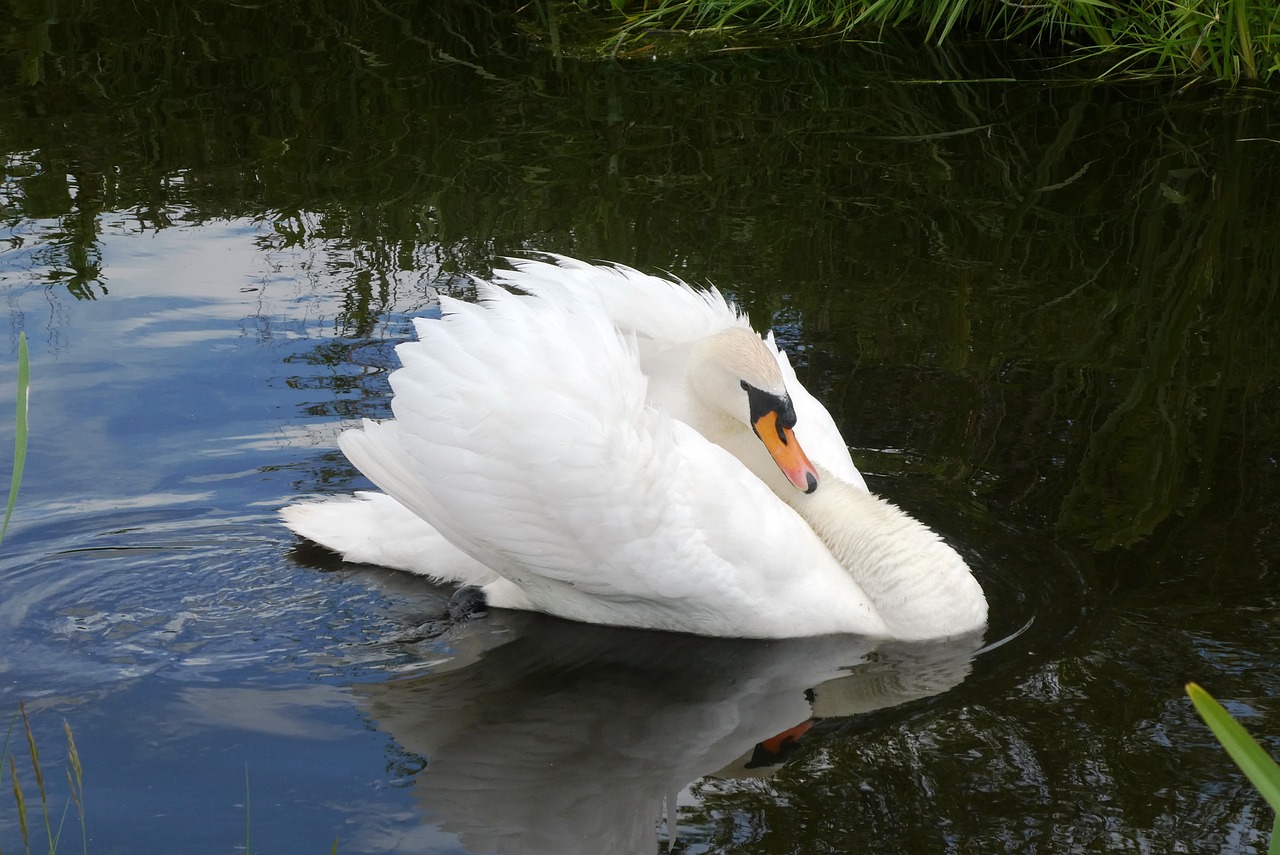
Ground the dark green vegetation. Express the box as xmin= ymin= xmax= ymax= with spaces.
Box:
xmin=2 ymin=0 xmax=1280 ymax=851
xmin=568 ymin=0 xmax=1280 ymax=83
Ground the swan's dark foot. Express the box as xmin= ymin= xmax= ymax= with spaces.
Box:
xmin=448 ymin=585 xmax=489 ymax=623
xmin=396 ymin=586 xmax=491 ymax=643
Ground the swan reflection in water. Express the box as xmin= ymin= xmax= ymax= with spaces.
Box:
xmin=357 ymin=611 xmax=985 ymax=854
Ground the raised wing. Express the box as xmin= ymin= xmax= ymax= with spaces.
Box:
xmin=337 ymin=283 xmax=840 ymax=631
xmin=495 ymin=255 xmax=867 ymax=491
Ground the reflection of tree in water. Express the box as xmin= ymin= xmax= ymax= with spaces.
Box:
xmin=3 ymin=0 xmax=1279 ymax=550
xmin=5 ymin=152 xmax=105 ymax=300
xmin=792 ymin=94 xmax=1280 ymax=554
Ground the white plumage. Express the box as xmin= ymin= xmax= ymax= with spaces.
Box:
xmin=281 ymin=255 xmax=987 ymax=639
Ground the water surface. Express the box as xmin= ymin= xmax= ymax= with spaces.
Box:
xmin=2 ymin=3 xmax=1279 ymax=852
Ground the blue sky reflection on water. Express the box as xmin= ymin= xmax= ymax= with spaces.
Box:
xmin=0 ymin=217 xmax=437 ymax=851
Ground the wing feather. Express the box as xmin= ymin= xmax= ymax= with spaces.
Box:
xmin=338 ymin=284 xmax=826 ymax=620
xmin=494 ymin=256 xmax=867 ymax=491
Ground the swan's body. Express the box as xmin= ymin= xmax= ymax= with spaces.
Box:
xmin=282 ymin=256 xmax=987 ymax=639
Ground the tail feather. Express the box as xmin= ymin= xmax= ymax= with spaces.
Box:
xmin=280 ymin=491 xmax=498 ymax=586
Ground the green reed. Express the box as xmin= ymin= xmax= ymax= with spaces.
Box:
xmin=1187 ymin=684 xmax=1280 ymax=854
xmin=1 ymin=332 xmax=28 ymax=549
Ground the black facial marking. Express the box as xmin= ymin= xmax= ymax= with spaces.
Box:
xmin=742 ymin=382 xmax=798 ymax=442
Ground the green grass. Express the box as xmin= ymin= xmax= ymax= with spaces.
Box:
xmin=1 ymin=332 xmax=29 ymax=549
xmin=1188 ymin=683 xmax=1280 ymax=854
xmin=1 ymin=702 xmax=86 ymax=855
xmin=593 ymin=0 xmax=1280 ymax=83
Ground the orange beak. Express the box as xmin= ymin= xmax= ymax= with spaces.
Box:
xmin=752 ymin=410 xmax=819 ymax=493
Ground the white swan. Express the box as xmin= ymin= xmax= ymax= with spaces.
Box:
xmin=282 ymin=256 xmax=987 ymax=639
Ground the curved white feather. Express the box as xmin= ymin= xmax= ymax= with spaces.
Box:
xmin=280 ymin=491 xmax=498 ymax=585
xmin=493 ymin=254 xmax=749 ymax=346
xmin=495 ymin=254 xmax=866 ymax=490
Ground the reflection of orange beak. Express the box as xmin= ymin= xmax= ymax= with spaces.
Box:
xmin=745 ymin=719 xmax=815 ymax=770
xmin=752 ymin=411 xmax=819 ymax=493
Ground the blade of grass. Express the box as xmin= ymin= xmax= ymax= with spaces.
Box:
xmin=1 ymin=713 xmax=13 ymax=855
xmin=245 ymin=762 xmax=251 ymax=855
xmin=1234 ymin=0 xmax=1259 ymax=78
xmin=1 ymin=331 xmax=29 ymax=548
xmin=0 ymin=716 xmax=15 ymax=790
xmin=1186 ymin=683 xmax=1280 ymax=813
xmin=49 ymin=799 xmax=69 ymax=855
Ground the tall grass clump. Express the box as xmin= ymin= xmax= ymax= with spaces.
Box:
xmin=2 ymin=702 xmax=87 ymax=855
xmin=597 ymin=0 xmax=1280 ymax=83
xmin=1038 ymin=0 xmax=1280 ymax=82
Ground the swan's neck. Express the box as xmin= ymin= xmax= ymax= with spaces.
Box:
xmin=783 ymin=468 xmax=987 ymax=639
xmin=677 ymin=341 xmax=985 ymax=637
xmin=699 ymin=434 xmax=987 ymax=638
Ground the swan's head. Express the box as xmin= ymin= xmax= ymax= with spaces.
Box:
xmin=691 ymin=327 xmax=820 ymax=494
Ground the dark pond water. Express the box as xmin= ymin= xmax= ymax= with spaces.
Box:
xmin=2 ymin=2 xmax=1279 ymax=853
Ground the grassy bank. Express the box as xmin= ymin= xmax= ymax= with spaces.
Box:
xmin=591 ymin=0 xmax=1280 ymax=83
